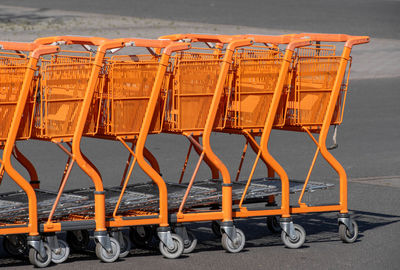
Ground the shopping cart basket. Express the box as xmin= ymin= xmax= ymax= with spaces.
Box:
xmin=0 ymin=41 xmax=61 ymax=267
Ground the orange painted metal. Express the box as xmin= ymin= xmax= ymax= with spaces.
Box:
xmin=0 ymin=42 xmax=59 ymax=237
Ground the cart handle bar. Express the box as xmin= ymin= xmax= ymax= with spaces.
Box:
xmin=96 ymin=39 xmax=191 ymax=55
xmin=112 ymin=38 xmax=189 ymax=50
xmin=161 ymin=33 xmax=369 ymax=48
xmin=34 ymin=36 xmax=109 ymax=46
xmin=0 ymin=41 xmax=60 ymax=58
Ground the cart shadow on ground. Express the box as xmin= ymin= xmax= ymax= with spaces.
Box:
xmin=0 ymin=209 xmax=399 ymax=267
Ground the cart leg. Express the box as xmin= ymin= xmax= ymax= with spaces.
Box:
xmin=174 ymin=224 xmax=197 ymax=254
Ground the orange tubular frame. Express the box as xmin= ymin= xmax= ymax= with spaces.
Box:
xmin=234 ymin=33 xmax=369 ymax=217
xmin=113 ymin=40 xmax=191 ymax=227
xmin=0 ymin=42 xmax=60 ymax=237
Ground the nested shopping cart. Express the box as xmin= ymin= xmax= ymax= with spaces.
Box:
xmin=217 ymin=33 xmax=369 ymax=246
xmin=78 ymin=38 xmax=192 ymax=259
xmin=161 ymin=33 xmax=318 ymax=249
xmin=0 ymin=36 xmax=133 ymax=267
xmin=277 ymin=33 xmax=369 ymax=242
xmin=0 ymin=41 xmax=61 ymax=267
xmin=0 ymin=49 xmax=40 ymax=190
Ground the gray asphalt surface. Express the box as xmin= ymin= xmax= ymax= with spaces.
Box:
xmin=1 ymin=0 xmax=399 ymax=39
xmin=0 ymin=1 xmax=399 ymax=269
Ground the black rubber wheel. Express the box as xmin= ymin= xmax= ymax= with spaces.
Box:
xmin=211 ymin=221 xmax=222 ymax=237
xmin=266 ymin=216 xmax=281 ymax=233
xmin=3 ymin=235 xmax=28 ymax=257
xmin=183 ymin=231 xmax=197 ymax=254
xmin=28 ymin=243 xmax=52 ymax=268
xmin=95 ymin=237 xmax=120 ymax=263
xmin=130 ymin=226 xmax=154 ymax=248
xmin=66 ymin=230 xmax=90 ymax=252
xmin=50 ymin=239 xmax=70 ymax=264
xmin=221 ymin=228 xmax=245 ymax=253
xmin=339 ymin=219 xmax=358 ymax=243
xmin=159 ymin=234 xmax=184 ymax=259
xmin=118 ymin=234 xmax=131 ymax=258
xmin=281 ymin=224 xmax=306 ymax=249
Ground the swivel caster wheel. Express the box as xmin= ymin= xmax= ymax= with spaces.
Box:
xmin=281 ymin=224 xmax=306 ymax=249
xmin=159 ymin=233 xmax=184 ymax=259
xmin=118 ymin=234 xmax=131 ymax=258
xmin=221 ymin=228 xmax=245 ymax=253
xmin=50 ymin=239 xmax=70 ymax=264
xmin=95 ymin=237 xmax=120 ymax=263
xmin=339 ymin=219 xmax=358 ymax=243
xmin=28 ymin=243 xmax=52 ymax=268
xmin=183 ymin=230 xmax=197 ymax=254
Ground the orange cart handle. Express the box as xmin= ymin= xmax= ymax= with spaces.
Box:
xmin=0 ymin=41 xmax=59 ymax=57
xmin=287 ymin=39 xmax=313 ymax=51
xmin=226 ymin=38 xmax=253 ymax=51
xmin=295 ymin=33 xmax=370 ymax=46
xmin=159 ymin=33 xmax=235 ymax=44
xmin=235 ymin=34 xmax=294 ymax=45
xmin=164 ymin=42 xmax=191 ymax=55
xmin=345 ymin=37 xmax=370 ymax=48
xmin=31 ymin=45 xmax=60 ymax=59
xmin=34 ymin=36 xmax=109 ymax=46
xmin=113 ymin=38 xmax=175 ymax=48
xmin=0 ymin=41 xmax=37 ymax=51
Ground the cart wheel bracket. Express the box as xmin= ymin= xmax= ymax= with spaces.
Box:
xmin=157 ymin=228 xmax=175 ymax=250
xmin=45 ymin=235 xmax=61 ymax=254
xmin=110 ymin=230 xmax=125 ymax=247
xmin=280 ymin=218 xmax=297 ymax=240
xmin=174 ymin=225 xmax=190 ymax=246
xmin=220 ymin=223 xmax=239 ymax=245
xmin=94 ymin=231 xmax=112 ymax=253
xmin=338 ymin=214 xmax=354 ymax=235
xmin=27 ymin=236 xmax=47 ymax=259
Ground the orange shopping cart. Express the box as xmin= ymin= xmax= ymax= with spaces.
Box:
xmin=161 ymin=33 xmax=316 ymax=249
xmin=0 ymin=41 xmax=61 ymax=267
xmin=84 ymin=38 xmax=192 ymax=259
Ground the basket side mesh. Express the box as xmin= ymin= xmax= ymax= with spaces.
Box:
xmin=101 ymin=62 xmax=162 ymax=135
xmin=0 ymin=63 xmax=35 ymax=140
xmin=229 ymin=58 xmax=286 ymax=129
xmin=169 ymin=59 xmax=225 ymax=131
xmin=32 ymin=62 xmax=99 ymax=138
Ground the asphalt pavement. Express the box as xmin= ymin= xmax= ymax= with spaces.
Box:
xmin=0 ymin=1 xmax=399 ymax=269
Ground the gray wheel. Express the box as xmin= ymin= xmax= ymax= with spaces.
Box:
xmin=159 ymin=234 xmax=184 ymax=259
xmin=221 ymin=228 xmax=245 ymax=253
xmin=267 ymin=216 xmax=281 ymax=233
xmin=211 ymin=221 xmax=222 ymax=237
xmin=28 ymin=242 xmax=52 ymax=268
xmin=118 ymin=234 xmax=131 ymax=258
xmin=95 ymin=237 xmax=120 ymax=263
xmin=281 ymin=224 xmax=306 ymax=249
xmin=183 ymin=231 xmax=197 ymax=254
xmin=339 ymin=219 xmax=358 ymax=243
xmin=51 ymin=239 xmax=70 ymax=264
